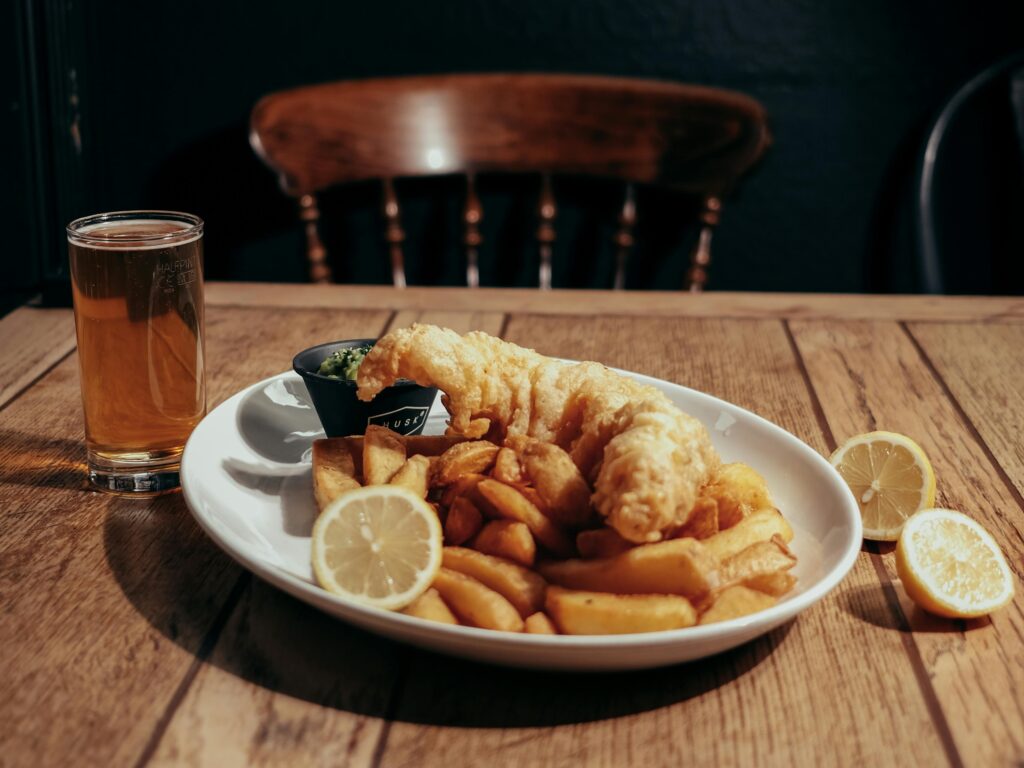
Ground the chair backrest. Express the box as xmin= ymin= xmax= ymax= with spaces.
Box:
xmin=250 ymin=74 xmax=770 ymax=290
xmin=915 ymin=51 xmax=1024 ymax=294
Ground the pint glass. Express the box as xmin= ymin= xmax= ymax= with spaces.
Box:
xmin=67 ymin=211 xmax=205 ymax=493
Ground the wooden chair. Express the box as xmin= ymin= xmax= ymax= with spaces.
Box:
xmin=914 ymin=51 xmax=1024 ymax=293
xmin=250 ymin=74 xmax=770 ymax=290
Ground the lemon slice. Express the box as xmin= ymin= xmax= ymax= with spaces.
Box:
xmin=312 ymin=486 xmax=442 ymax=610
xmin=830 ymin=431 xmax=936 ymax=541
xmin=896 ymin=509 xmax=1015 ymax=618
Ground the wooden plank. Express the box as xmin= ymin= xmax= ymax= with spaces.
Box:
xmin=0 ymin=306 xmax=76 ymax=408
xmin=205 ymin=281 xmax=1024 ymax=322
xmin=137 ymin=307 xmax=398 ymax=766
xmin=202 ymin=306 xmax=389 ymax=408
xmin=0 ymin=484 xmax=244 ymax=768
xmin=146 ymin=580 xmax=396 ymax=768
xmin=0 ymin=307 xmax=389 ymax=767
xmin=790 ymin=319 xmax=1024 ymax=767
xmin=375 ymin=315 xmax=947 ymax=767
xmin=906 ymin=322 xmax=1024 ymax=502
xmin=387 ymin=309 xmax=505 ymax=336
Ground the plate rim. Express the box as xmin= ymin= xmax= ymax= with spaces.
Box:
xmin=181 ymin=367 xmax=862 ymax=652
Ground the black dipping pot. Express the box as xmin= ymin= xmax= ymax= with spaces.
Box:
xmin=293 ymin=339 xmax=438 ymax=437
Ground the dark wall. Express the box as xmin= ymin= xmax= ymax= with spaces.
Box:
xmin=2 ymin=1 xmax=39 ymax=311
xmin=9 ymin=1 xmax=1024 ymax=297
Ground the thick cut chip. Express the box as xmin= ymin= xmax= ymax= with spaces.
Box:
xmin=546 ymin=587 xmax=697 ymax=635
xmin=701 ymin=508 xmax=793 ymax=561
xmin=492 ymin=447 xmax=526 ymax=485
xmin=442 ymin=546 xmax=547 ymax=618
xmin=440 ymin=472 xmax=488 ymax=507
xmin=721 ymin=536 xmax=797 ymax=587
xmin=745 ymin=570 xmax=798 ymax=597
xmin=363 ymin=425 xmax=408 ymax=485
xmin=402 ymin=587 xmax=458 ymax=624
xmin=538 ymin=538 xmax=718 ymax=600
xmin=472 ymin=520 xmax=536 ymax=567
xmin=700 ymin=463 xmax=773 ymax=530
xmin=515 ymin=485 xmax=550 ymax=515
xmin=312 ymin=439 xmax=361 ymax=511
xmin=524 ymin=612 xmax=558 ymax=634
xmin=509 ymin=436 xmax=593 ymax=527
xmin=476 ymin=479 xmax=574 ymax=557
xmin=389 ymin=454 xmax=432 ymax=498
xmin=433 ymin=441 xmax=500 ymax=485
xmin=431 ymin=568 xmax=524 ymax=632
xmin=698 ymin=585 xmax=777 ymax=625
xmin=444 ymin=496 xmax=483 ymax=546
xmin=314 ymin=437 xmax=365 ymax=478
xmin=674 ymin=497 xmax=719 ymax=540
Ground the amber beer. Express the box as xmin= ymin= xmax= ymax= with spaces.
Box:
xmin=68 ymin=212 xmax=205 ymax=493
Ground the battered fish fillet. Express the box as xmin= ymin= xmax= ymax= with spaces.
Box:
xmin=356 ymin=325 xmax=719 ymax=543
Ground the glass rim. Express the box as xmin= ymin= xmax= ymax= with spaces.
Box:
xmin=67 ymin=210 xmax=204 ymax=244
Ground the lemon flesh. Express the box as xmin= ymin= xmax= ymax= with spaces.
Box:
xmin=830 ymin=431 xmax=936 ymax=541
xmin=896 ymin=509 xmax=1014 ymax=619
xmin=312 ymin=486 xmax=442 ymax=610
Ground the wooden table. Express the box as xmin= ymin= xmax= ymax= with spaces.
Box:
xmin=3 ymin=283 xmax=1023 ymax=767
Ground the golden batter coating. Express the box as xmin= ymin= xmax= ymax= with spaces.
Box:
xmin=357 ymin=325 xmax=719 ymax=543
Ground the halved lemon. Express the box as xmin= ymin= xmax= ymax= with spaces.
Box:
xmin=830 ymin=431 xmax=936 ymax=541
xmin=312 ymin=486 xmax=442 ymax=610
xmin=896 ymin=509 xmax=1015 ymax=618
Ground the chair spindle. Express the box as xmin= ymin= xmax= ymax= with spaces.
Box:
xmin=612 ymin=184 xmax=637 ymax=290
xmin=686 ymin=196 xmax=721 ymax=292
xmin=299 ymin=194 xmax=331 ymax=283
xmin=463 ymin=173 xmax=482 ymax=288
xmin=537 ymin=174 xmax=556 ymax=290
xmin=381 ymin=178 xmax=407 ymax=288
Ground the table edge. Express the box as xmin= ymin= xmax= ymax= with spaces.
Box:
xmin=204 ymin=283 xmax=1024 ymax=321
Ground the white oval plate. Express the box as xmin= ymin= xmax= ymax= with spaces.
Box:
xmin=181 ymin=368 xmax=860 ymax=671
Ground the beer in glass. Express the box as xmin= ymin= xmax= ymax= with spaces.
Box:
xmin=67 ymin=211 xmax=205 ymax=493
